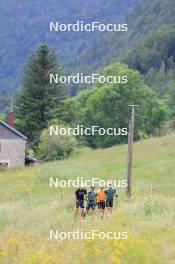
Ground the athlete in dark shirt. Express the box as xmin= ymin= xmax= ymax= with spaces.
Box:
xmin=75 ymin=186 xmax=87 ymax=219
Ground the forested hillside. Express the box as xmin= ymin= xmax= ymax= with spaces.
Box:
xmin=123 ymin=27 xmax=175 ymax=108
xmin=1 ymin=0 xmax=175 ymax=112
xmin=0 ymin=0 xmax=141 ymax=98
xmin=71 ymin=0 xmax=175 ymax=76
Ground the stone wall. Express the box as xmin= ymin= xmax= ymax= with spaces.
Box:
xmin=0 ymin=139 xmax=26 ymax=167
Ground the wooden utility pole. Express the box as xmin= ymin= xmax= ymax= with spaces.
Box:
xmin=126 ymin=105 xmax=138 ymax=197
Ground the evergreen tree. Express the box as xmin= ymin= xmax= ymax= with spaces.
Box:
xmin=15 ymin=44 xmax=67 ymax=148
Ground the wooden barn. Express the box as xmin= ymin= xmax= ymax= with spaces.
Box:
xmin=0 ymin=112 xmax=27 ymax=168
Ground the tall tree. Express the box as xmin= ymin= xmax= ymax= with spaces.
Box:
xmin=15 ymin=44 xmax=67 ymax=148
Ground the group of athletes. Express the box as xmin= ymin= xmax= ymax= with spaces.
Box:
xmin=75 ymin=183 xmax=118 ymax=220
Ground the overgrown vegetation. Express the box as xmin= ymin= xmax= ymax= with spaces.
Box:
xmin=37 ymin=122 xmax=77 ymax=161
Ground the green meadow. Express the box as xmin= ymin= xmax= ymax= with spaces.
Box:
xmin=0 ymin=134 xmax=175 ymax=264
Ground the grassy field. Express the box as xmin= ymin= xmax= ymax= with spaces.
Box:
xmin=0 ymin=134 xmax=175 ymax=264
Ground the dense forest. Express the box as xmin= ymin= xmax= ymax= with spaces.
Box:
xmin=123 ymin=27 xmax=175 ymax=103
xmin=69 ymin=0 xmax=175 ymax=112
xmin=71 ymin=0 xmax=175 ymax=76
xmin=0 ymin=0 xmax=141 ymax=100
xmin=2 ymin=0 xmax=175 ymax=107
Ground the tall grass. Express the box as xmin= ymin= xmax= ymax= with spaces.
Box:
xmin=0 ymin=134 xmax=175 ymax=263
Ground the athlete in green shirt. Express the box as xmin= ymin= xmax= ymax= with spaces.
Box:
xmin=105 ymin=183 xmax=118 ymax=214
xmin=85 ymin=186 xmax=97 ymax=220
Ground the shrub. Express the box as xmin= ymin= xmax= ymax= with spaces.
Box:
xmin=37 ymin=122 xmax=77 ymax=161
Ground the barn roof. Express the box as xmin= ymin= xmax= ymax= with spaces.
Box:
xmin=0 ymin=121 xmax=27 ymax=140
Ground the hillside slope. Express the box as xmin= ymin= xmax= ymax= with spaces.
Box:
xmin=0 ymin=134 xmax=175 ymax=263
xmin=71 ymin=0 xmax=175 ymax=78
xmin=0 ymin=0 xmax=141 ymax=94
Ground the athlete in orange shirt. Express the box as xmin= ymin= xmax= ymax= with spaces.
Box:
xmin=97 ymin=186 xmax=106 ymax=219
